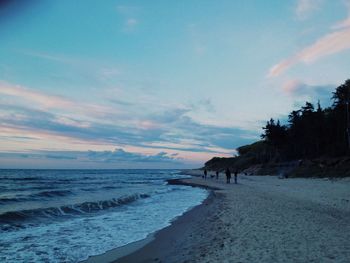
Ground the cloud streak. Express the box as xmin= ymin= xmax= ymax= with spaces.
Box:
xmin=0 ymin=82 xmax=113 ymax=119
xmin=0 ymin=82 xmax=74 ymax=109
xmin=268 ymin=2 xmax=350 ymax=77
xmin=0 ymin=81 xmax=258 ymax=166
xmin=268 ymin=28 xmax=350 ymax=77
xmin=0 ymin=148 xmax=181 ymax=169
xmin=332 ymin=0 xmax=350 ymax=30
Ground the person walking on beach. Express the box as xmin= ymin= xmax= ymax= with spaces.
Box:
xmin=216 ymin=170 xmax=219 ymax=180
xmin=234 ymin=169 xmax=238 ymax=184
xmin=225 ymin=168 xmax=231 ymax=184
xmin=203 ymin=169 xmax=207 ymax=179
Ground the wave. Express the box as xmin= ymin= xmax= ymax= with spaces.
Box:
xmin=122 ymin=180 xmax=160 ymax=185
xmin=0 ymin=193 xmax=150 ymax=226
xmin=0 ymin=197 xmax=27 ymax=203
xmin=0 ymin=190 xmax=73 ymax=203
xmin=33 ymin=190 xmax=73 ymax=198
xmin=1 ymin=187 xmax=122 ymax=203
xmin=0 ymin=176 xmax=44 ymax=181
xmin=101 ymin=186 xmax=120 ymax=190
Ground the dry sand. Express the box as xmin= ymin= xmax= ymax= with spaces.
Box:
xmin=111 ymin=172 xmax=350 ymax=263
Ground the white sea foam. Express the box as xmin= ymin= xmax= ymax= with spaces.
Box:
xmin=0 ymin=181 xmax=207 ymax=262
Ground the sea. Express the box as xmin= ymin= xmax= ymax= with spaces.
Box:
xmin=0 ymin=169 xmax=208 ymax=262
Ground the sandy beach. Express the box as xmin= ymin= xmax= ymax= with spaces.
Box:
xmin=111 ymin=171 xmax=350 ymax=263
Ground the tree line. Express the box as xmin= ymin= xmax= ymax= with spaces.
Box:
xmin=261 ymin=79 xmax=350 ymax=162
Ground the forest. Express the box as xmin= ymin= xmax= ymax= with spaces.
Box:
xmin=262 ymin=78 xmax=350 ymax=161
xmin=205 ymin=79 xmax=350 ymax=177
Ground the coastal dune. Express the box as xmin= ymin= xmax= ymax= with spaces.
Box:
xmin=115 ymin=173 xmax=350 ymax=263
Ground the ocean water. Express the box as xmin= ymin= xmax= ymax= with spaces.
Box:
xmin=0 ymin=169 xmax=207 ymax=262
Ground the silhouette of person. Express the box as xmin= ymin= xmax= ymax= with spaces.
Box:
xmin=216 ymin=171 xmax=219 ymax=180
xmin=225 ymin=168 xmax=231 ymax=184
xmin=204 ymin=169 xmax=207 ymax=179
xmin=234 ymin=169 xmax=238 ymax=184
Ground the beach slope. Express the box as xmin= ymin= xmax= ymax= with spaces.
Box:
xmin=115 ymin=174 xmax=350 ymax=263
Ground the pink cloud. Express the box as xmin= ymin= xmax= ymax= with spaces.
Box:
xmin=282 ymin=79 xmax=304 ymax=94
xmin=332 ymin=1 xmax=350 ymax=30
xmin=268 ymin=27 xmax=350 ymax=77
xmin=268 ymin=57 xmax=298 ymax=78
xmin=138 ymin=120 xmax=160 ymax=130
xmin=0 ymin=82 xmax=73 ymax=109
xmin=0 ymin=82 xmax=112 ymax=117
xmin=268 ymin=1 xmax=350 ymax=78
xmin=333 ymin=17 xmax=350 ymax=30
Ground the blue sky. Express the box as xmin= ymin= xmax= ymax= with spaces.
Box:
xmin=1 ymin=0 xmax=350 ymax=168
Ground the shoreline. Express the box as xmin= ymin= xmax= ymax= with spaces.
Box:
xmin=83 ymin=174 xmax=218 ymax=263
xmin=85 ymin=172 xmax=350 ymax=262
xmin=114 ymin=188 xmax=220 ymax=263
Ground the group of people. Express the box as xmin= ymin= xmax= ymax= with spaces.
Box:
xmin=203 ymin=168 xmax=238 ymax=184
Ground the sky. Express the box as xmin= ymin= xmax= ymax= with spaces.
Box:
xmin=1 ymin=0 xmax=350 ymax=168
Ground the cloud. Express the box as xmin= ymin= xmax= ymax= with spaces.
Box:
xmin=0 ymin=99 xmax=256 ymax=156
xmin=126 ymin=18 xmax=137 ymax=27
xmin=268 ymin=1 xmax=350 ymax=77
xmin=0 ymin=81 xmax=259 ymax=167
xmin=332 ymin=0 xmax=350 ymax=30
xmin=282 ymin=79 xmax=335 ymax=106
xmin=19 ymin=50 xmax=124 ymax=87
xmin=116 ymin=5 xmax=139 ymax=32
xmin=0 ymin=82 xmax=74 ymax=109
xmin=85 ymin=148 xmax=180 ymax=163
xmin=21 ymin=50 xmax=76 ymax=64
xmin=0 ymin=104 xmax=153 ymax=146
xmin=0 ymin=82 xmax=112 ymax=118
xmin=123 ymin=18 xmax=138 ymax=31
xmin=295 ymin=0 xmax=322 ymax=20
xmin=333 ymin=16 xmax=350 ymax=30
xmin=151 ymin=107 xmax=191 ymax=123
xmin=108 ymin=98 xmax=133 ymax=107
xmin=162 ymin=115 xmax=259 ymax=150
xmin=268 ymin=28 xmax=350 ymax=77
xmin=190 ymin=98 xmax=216 ymax=113
xmin=0 ymin=148 xmax=180 ymax=164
